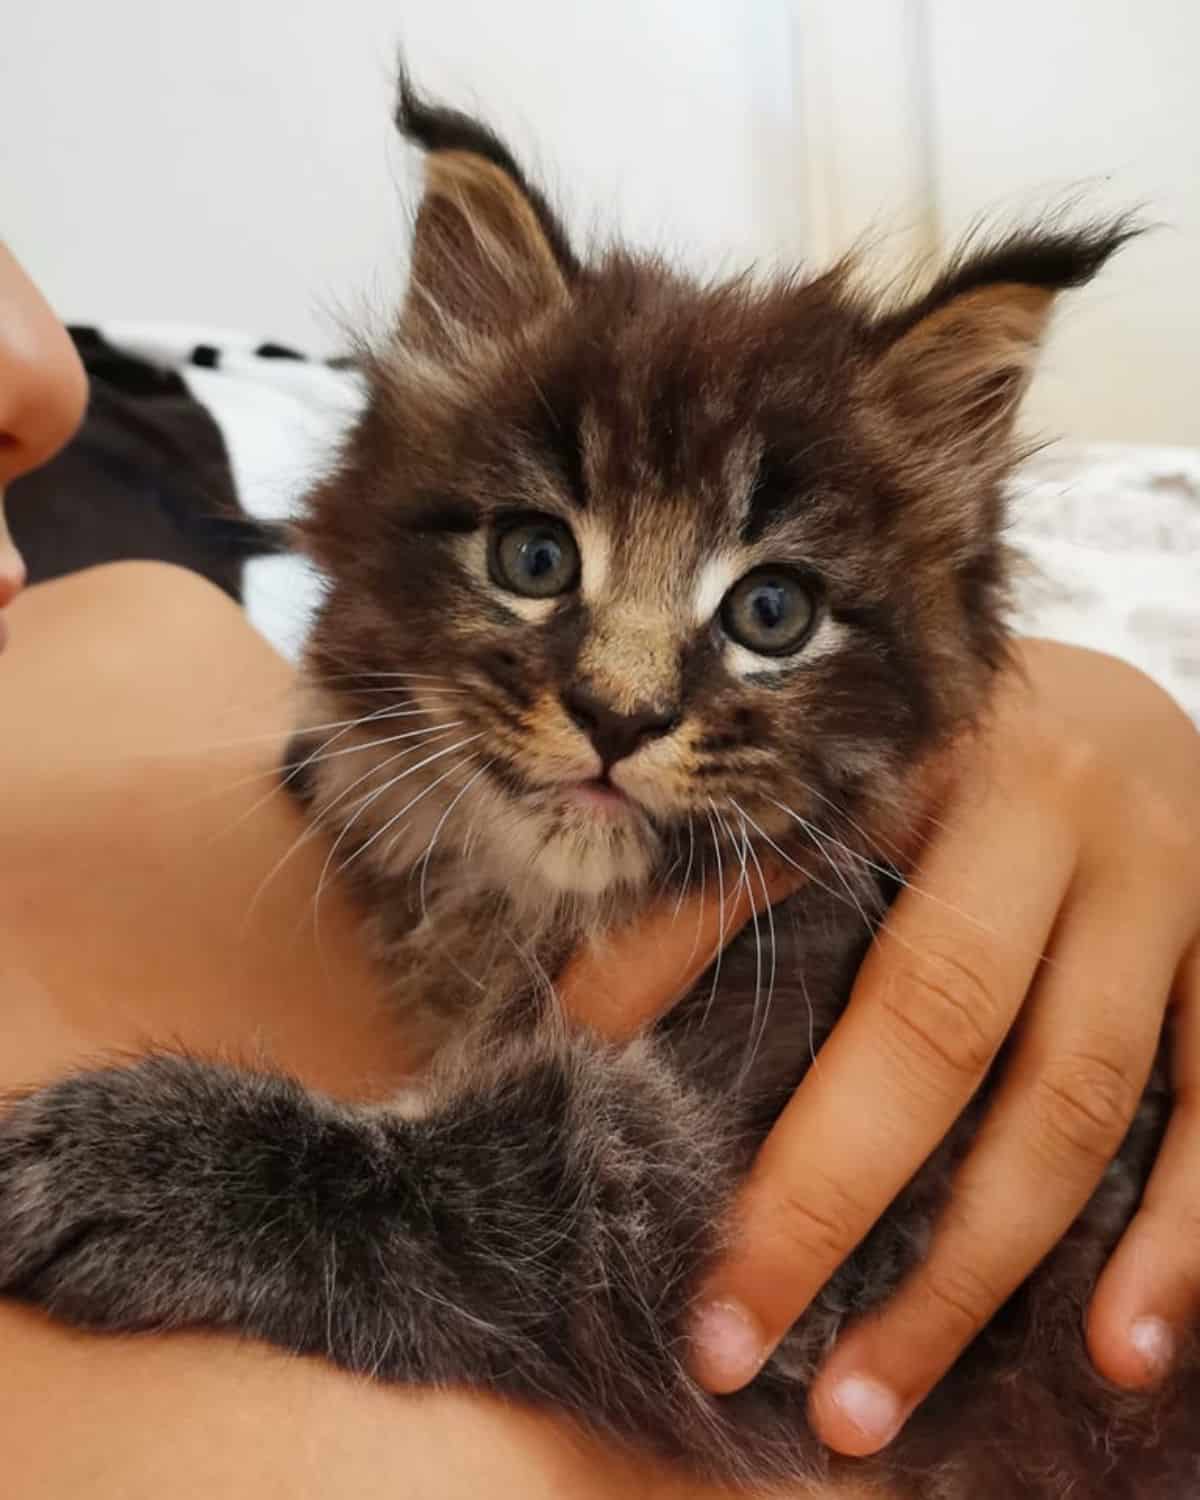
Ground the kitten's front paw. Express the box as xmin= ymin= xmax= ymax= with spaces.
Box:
xmin=0 ymin=1068 xmax=182 ymax=1328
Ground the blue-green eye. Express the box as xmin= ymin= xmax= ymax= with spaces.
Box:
xmin=490 ymin=516 xmax=580 ymax=598
xmin=721 ymin=567 xmax=818 ymax=656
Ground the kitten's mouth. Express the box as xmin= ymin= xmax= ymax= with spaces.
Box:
xmin=559 ymin=776 xmax=632 ymax=818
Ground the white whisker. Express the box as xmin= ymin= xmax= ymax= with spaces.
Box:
xmin=730 ymin=800 xmax=778 ymax=1086
xmin=335 ymin=733 xmax=486 ymax=878
xmin=765 ymin=793 xmax=1001 ymax=944
xmin=416 ymin=759 xmax=494 ymax=920
xmin=729 ymin=801 xmax=852 ymax=916
xmin=248 ymin=727 xmax=464 ymax=922
xmin=684 ymin=831 xmax=709 ymax=972
xmin=218 ymin=711 xmax=459 ymax=852
xmin=671 ymin=815 xmax=697 ymax=921
xmin=294 ymin=720 xmax=466 ymax=768
xmin=701 ymin=806 xmax=729 ymax=1027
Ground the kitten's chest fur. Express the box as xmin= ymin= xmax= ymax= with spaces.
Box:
xmin=354 ymin=845 xmax=880 ymax=1129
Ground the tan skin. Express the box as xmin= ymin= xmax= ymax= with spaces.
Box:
xmin=3 ymin=242 xmax=1200 ymax=1489
xmin=0 ymin=561 xmax=810 ymax=1500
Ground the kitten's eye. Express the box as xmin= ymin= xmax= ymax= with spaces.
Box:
xmin=720 ymin=567 xmax=818 ymax=656
xmin=490 ymin=516 xmax=580 ymax=599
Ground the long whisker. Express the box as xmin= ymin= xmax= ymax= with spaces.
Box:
xmin=683 ymin=827 xmax=709 ymax=972
xmin=730 ymin=800 xmax=856 ymax=916
xmin=800 ymin=816 xmax=874 ymax=939
xmin=245 ymin=727 xmax=463 ymax=921
xmin=710 ymin=804 xmax=750 ymax=902
xmin=700 ymin=805 xmax=729 ymax=1028
xmin=218 ymin=698 xmax=452 ymax=746
xmin=210 ymin=705 xmax=458 ymax=855
xmin=764 ymin=793 xmax=1002 ymax=943
xmin=761 ymin=795 xmax=1062 ymax=992
xmin=416 ymin=759 xmax=494 ymax=921
xmin=301 ymin=669 xmax=465 ymax=684
xmin=729 ymin=799 xmax=778 ymax=1085
xmin=374 ymin=754 xmax=496 ymax=906
xmin=714 ymin=802 xmax=762 ymax=1086
xmin=226 ymin=717 xmax=462 ymax=835
xmin=308 ymin=732 xmax=485 ymax=964
xmin=791 ymin=773 xmax=954 ymax=870
xmin=292 ymin=720 xmax=466 ymax=769
xmin=310 ymin=686 xmax=466 ymax=698
xmin=671 ymin=814 xmax=697 ymax=921
xmin=334 ymin=733 xmax=486 ymax=878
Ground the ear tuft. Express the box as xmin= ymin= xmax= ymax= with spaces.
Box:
xmin=864 ymin=215 xmax=1142 ymax=470
xmin=395 ymin=65 xmax=577 ymax=352
xmin=396 ymin=65 xmax=578 ymax=278
xmin=880 ymin=214 xmax=1143 ymax=342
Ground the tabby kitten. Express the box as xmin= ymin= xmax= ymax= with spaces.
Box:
xmin=0 ymin=73 xmax=1193 ymax=1499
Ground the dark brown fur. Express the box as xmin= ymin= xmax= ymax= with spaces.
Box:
xmin=0 ymin=71 xmax=1191 ymax=1500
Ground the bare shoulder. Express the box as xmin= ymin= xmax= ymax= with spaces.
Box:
xmin=0 ymin=565 xmax=881 ymax=1500
xmin=0 ymin=559 xmax=392 ymax=1096
xmin=1 ymin=562 xmax=291 ymax=745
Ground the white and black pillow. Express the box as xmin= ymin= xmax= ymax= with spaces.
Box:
xmin=7 ymin=324 xmax=362 ymax=657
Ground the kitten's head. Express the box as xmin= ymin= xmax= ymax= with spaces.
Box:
xmin=294 ymin=73 xmax=1133 ymax=913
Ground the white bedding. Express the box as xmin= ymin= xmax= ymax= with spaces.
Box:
xmin=1009 ymin=443 xmax=1200 ymax=722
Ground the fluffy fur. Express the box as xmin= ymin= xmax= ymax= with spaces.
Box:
xmin=0 ymin=71 xmax=1191 ymax=1498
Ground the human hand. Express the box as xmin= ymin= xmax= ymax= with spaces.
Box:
xmin=662 ymin=639 xmax=1198 ymax=1455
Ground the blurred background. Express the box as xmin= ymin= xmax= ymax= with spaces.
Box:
xmin=3 ymin=0 xmax=1197 ymax=443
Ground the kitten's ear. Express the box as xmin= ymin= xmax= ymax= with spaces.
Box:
xmin=395 ymin=69 xmax=576 ymax=352
xmin=863 ymin=221 xmax=1139 ymax=471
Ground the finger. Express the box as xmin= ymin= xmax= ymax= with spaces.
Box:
xmin=559 ymin=859 xmax=798 ymax=1041
xmin=1087 ymin=940 xmax=1200 ymax=1388
xmin=688 ymin=770 xmax=1077 ymax=1397
xmin=810 ymin=877 xmax=1178 ymax=1457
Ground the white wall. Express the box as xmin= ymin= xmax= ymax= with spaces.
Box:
xmin=925 ymin=0 xmax=1200 ymax=446
xmin=9 ymin=2 xmax=1195 ymax=442
xmin=793 ymin=0 xmax=1200 ymax=446
xmin=2 ymin=1 xmax=800 ymax=352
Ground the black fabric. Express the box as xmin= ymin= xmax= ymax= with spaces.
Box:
xmin=7 ymin=328 xmax=279 ymax=602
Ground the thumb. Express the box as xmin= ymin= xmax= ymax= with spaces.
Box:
xmin=558 ymin=860 xmax=799 ymax=1042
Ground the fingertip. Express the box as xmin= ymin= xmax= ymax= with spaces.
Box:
xmin=1128 ymin=1317 xmax=1177 ymax=1383
xmin=1086 ymin=1242 xmax=1181 ymax=1390
xmin=1087 ymin=1303 xmax=1176 ymax=1389
xmin=688 ymin=1297 xmax=770 ymax=1394
xmin=808 ymin=1371 xmax=905 ymax=1457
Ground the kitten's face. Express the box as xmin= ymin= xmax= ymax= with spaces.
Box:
xmin=294 ymin=87 xmax=1127 ymax=911
xmin=300 ymin=272 xmax=991 ymax=904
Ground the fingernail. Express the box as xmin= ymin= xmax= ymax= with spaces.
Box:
xmin=829 ymin=1374 xmax=904 ymax=1447
xmin=1129 ymin=1317 xmax=1175 ymax=1382
xmin=690 ymin=1298 xmax=768 ymax=1392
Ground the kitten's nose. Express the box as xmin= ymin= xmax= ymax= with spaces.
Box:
xmin=562 ymin=684 xmax=679 ymax=767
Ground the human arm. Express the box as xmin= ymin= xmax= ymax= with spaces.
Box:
xmin=1 ymin=562 xmax=878 ymax=1500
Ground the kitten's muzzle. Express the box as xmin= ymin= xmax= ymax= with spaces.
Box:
xmin=561 ymin=685 xmax=680 ymax=769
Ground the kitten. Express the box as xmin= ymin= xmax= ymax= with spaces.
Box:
xmin=0 ymin=72 xmax=1193 ymax=1498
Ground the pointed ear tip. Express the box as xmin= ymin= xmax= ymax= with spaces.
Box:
xmin=1049 ymin=212 xmax=1146 ymax=285
xmin=393 ymin=60 xmax=423 ymax=139
xmin=391 ymin=64 xmax=494 ymax=163
xmin=971 ymin=213 xmax=1145 ymax=295
xmin=878 ymin=211 xmax=1143 ymax=346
